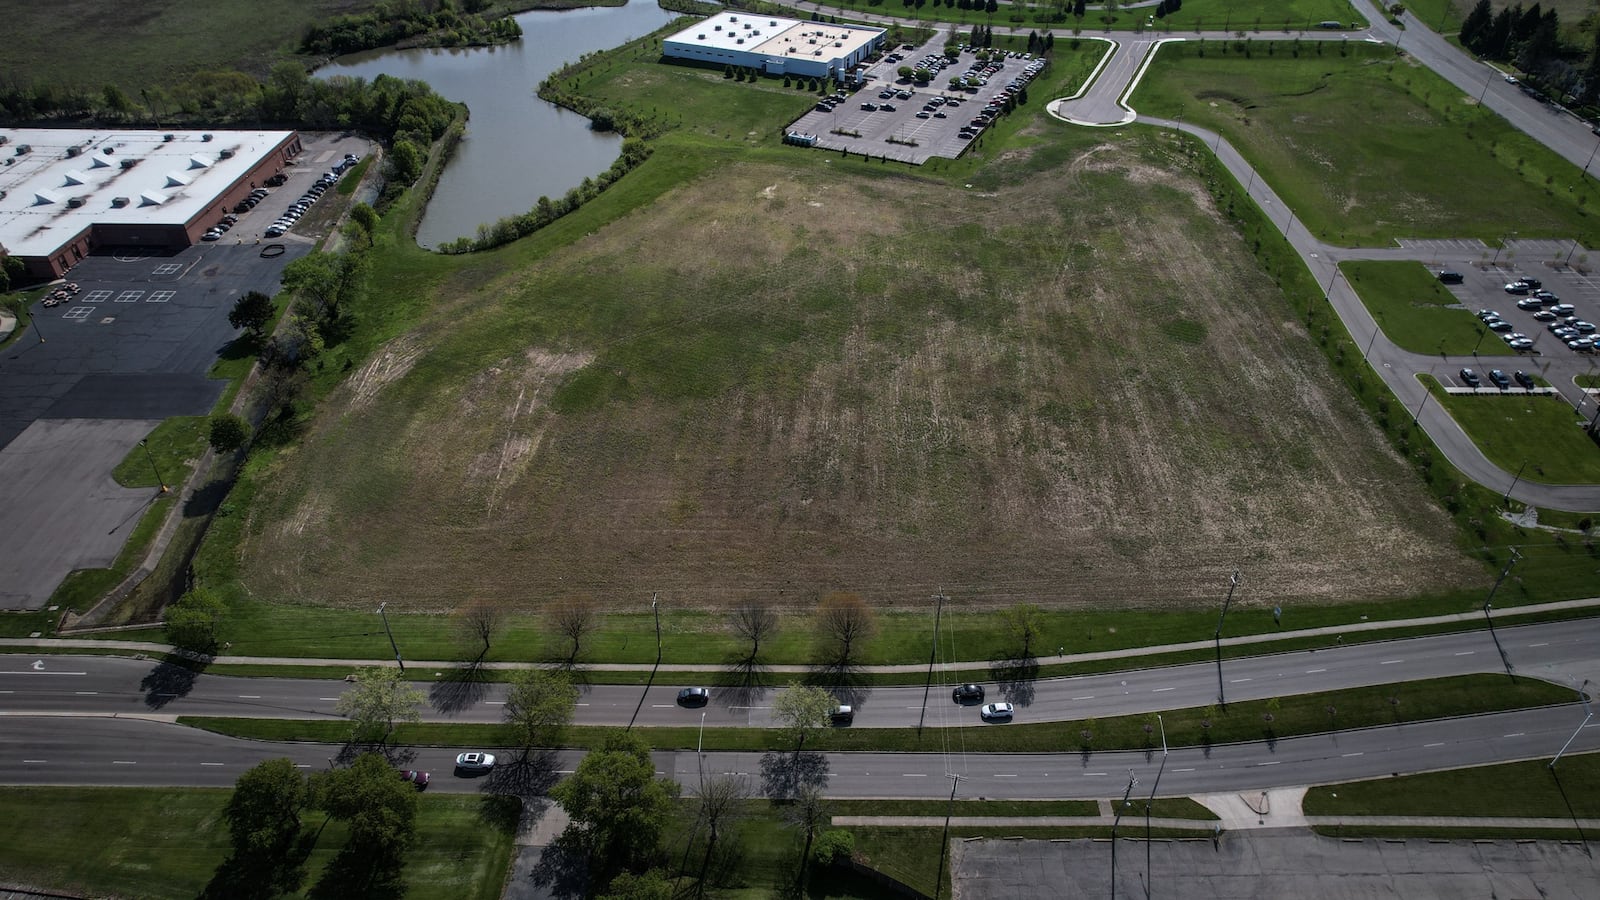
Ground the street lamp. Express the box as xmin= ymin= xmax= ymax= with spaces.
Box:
xmin=1412 ymin=383 xmax=1432 ymax=425
xmin=1323 ymin=266 xmax=1342 ymax=302
xmin=1503 ymin=459 xmax=1528 ymax=505
xmin=1144 ymin=715 xmax=1168 ymax=899
xmin=1214 ymin=570 xmax=1240 ymax=706
xmin=1110 ymin=770 xmax=1139 ymax=900
xmin=651 ymin=592 xmax=662 ymax=663
xmin=1550 ymin=679 xmax=1593 ymax=769
xmin=933 ymin=773 xmax=964 ymax=900
xmin=698 ymin=710 xmax=707 ymax=789
xmin=137 ymin=439 xmax=169 ymax=493
xmin=377 ymin=601 xmax=404 ymax=671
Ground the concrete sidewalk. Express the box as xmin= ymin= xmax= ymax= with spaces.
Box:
xmin=832 ymin=815 xmax=1216 ymax=830
xmin=3 ymin=596 xmax=1595 ymax=673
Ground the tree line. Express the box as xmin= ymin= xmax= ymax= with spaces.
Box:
xmin=1459 ymin=1 xmax=1600 ymax=107
xmin=301 ymin=0 xmax=520 ymax=58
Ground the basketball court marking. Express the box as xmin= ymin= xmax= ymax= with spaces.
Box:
xmin=147 ymin=291 xmax=175 ymax=303
xmin=83 ymin=290 xmax=113 ymax=303
xmin=62 ymin=307 xmax=93 ymax=320
xmin=114 ymin=291 xmax=144 ymax=303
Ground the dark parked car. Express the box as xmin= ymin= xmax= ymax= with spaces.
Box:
xmin=1437 ymin=270 xmax=1464 ymax=284
xmin=1513 ymin=370 xmax=1535 ymax=389
xmin=1459 ymin=367 xmax=1482 ymax=387
xmin=398 ymin=769 xmax=430 ymax=789
xmin=1489 ymin=369 xmax=1511 ymax=389
xmin=677 ymin=687 xmax=710 ymax=706
xmin=953 ymin=683 xmax=986 ymax=704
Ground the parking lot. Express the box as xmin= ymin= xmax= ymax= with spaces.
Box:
xmin=786 ymin=36 xmax=1048 ymax=164
xmin=206 ymin=132 xmax=372 ymax=245
xmin=1435 ymin=264 xmax=1600 ymax=389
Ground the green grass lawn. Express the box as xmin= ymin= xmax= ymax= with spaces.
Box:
xmin=1132 ymin=42 xmax=1600 ymax=247
xmin=180 ymin=672 xmax=1576 ymax=753
xmin=1435 ymin=387 xmax=1600 ymax=485
xmin=0 ymin=787 xmax=515 ymax=900
xmin=1303 ymin=751 xmax=1600 ymax=819
xmin=1340 ymin=260 xmax=1515 ymax=356
xmin=801 ymin=0 xmax=1362 ymax=33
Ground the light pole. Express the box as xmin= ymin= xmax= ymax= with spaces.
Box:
xmin=137 ymin=439 xmax=169 ymax=493
xmin=1493 ymin=231 xmax=1518 ymax=267
xmin=1363 ymin=323 xmax=1382 ymax=361
xmin=1144 ymin=715 xmax=1168 ymax=900
xmin=1478 ymin=70 xmax=1493 ymax=104
xmin=1323 ymin=265 xmax=1342 ymax=302
xmin=1503 ymin=459 xmax=1528 ymax=505
xmin=377 ymin=601 xmax=404 ymax=671
xmin=1411 ymin=382 xmax=1431 ymax=425
xmin=1566 ymin=240 xmax=1583 ymax=266
xmin=698 ymin=710 xmax=707 ymax=789
xmin=1584 ymin=137 xmax=1600 ymax=178
xmin=1110 ymin=770 xmax=1139 ymax=900
xmin=1214 ymin=570 xmax=1240 ymax=705
xmin=1551 ymin=679 xmax=1593 ymax=769
xmin=933 ymin=773 xmax=963 ymax=900
xmin=919 ymin=588 xmax=947 ymax=732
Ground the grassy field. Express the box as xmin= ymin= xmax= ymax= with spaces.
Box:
xmin=1132 ymin=42 xmax=1600 ymax=247
xmin=0 ymin=787 xmax=515 ymax=900
xmin=216 ymin=43 xmax=1476 ymax=621
xmin=179 ymin=672 xmax=1577 ymax=753
xmin=1435 ymin=388 xmax=1600 ymax=484
xmin=799 ymin=0 xmax=1363 ymax=33
xmin=1339 ymin=261 xmax=1516 ymax=356
xmin=1303 ymin=751 xmax=1600 ymax=819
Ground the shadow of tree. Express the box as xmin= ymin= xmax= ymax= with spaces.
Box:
xmin=715 ymin=654 xmax=773 ymax=709
xmin=759 ymin=751 xmax=831 ymax=800
xmin=989 ymin=655 xmax=1038 ymax=707
xmin=428 ymin=659 xmax=493 ymax=716
xmin=481 ymin=748 xmax=562 ymax=805
xmin=142 ymin=657 xmax=204 ymax=709
xmin=527 ymin=833 xmax=589 ymax=900
xmin=183 ymin=476 xmax=231 ymax=517
xmin=307 ymin=844 xmax=406 ymax=900
xmin=197 ymin=846 xmax=306 ymax=900
xmin=802 ymin=659 xmax=868 ymax=708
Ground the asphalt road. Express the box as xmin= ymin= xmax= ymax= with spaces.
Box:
xmin=4 ymin=704 xmax=1596 ymax=800
xmin=2 ymin=619 xmax=1593 ymax=728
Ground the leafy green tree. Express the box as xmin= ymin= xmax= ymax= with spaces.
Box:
xmin=165 ymin=588 xmax=226 ymax=654
xmin=226 ymin=757 xmax=309 ymax=856
xmin=228 ymin=290 xmax=275 ymax=340
xmin=315 ymin=751 xmax=418 ymax=856
xmin=387 ymin=139 xmax=424 ymax=185
xmin=349 ymin=203 xmax=379 ymax=235
xmin=597 ymin=869 xmax=674 ymax=900
xmin=551 ymin=731 xmax=680 ymax=880
xmin=772 ymin=682 xmax=835 ymax=752
xmin=1001 ymin=602 xmax=1045 ymax=658
xmin=208 ymin=413 xmax=251 ymax=453
xmin=336 ymin=667 xmax=423 ymax=740
xmin=503 ymin=668 xmax=577 ymax=757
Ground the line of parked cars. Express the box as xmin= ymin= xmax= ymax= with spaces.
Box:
xmin=1479 ymin=284 xmax=1597 ymax=352
xmin=263 ymin=154 xmax=358 ymax=239
xmin=1458 ymin=366 xmax=1536 ymax=389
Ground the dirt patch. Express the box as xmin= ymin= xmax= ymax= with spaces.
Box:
xmin=239 ymin=149 xmax=1478 ymax=613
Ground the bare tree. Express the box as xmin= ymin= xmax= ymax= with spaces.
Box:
xmin=1001 ymin=602 xmax=1045 ymax=659
xmin=695 ymin=774 xmax=751 ymax=884
xmin=781 ymin=785 xmax=830 ymax=880
xmin=454 ymin=599 xmax=504 ymax=661
xmin=549 ymin=596 xmax=597 ymax=665
xmin=814 ymin=592 xmax=876 ymax=665
xmin=728 ymin=602 xmax=777 ymax=663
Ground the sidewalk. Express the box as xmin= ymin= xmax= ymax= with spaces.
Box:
xmin=2 ymin=596 xmax=1595 ymax=673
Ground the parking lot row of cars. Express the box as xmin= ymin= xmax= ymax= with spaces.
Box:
xmin=1458 ymin=366 xmax=1537 ymax=390
xmin=263 ymin=154 xmax=359 ymax=239
xmin=1479 ymin=276 xmax=1597 ymax=352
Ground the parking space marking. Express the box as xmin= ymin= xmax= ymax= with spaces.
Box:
xmin=62 ymin=306 xmax=93 ymax=319
xmin=83 ymin=290 xmax=112 ymax=303
xmin=151 ymin=263 xmax=182 ymax=275
xmin=114 ymin=290 xmax=143 ymax=303
xmin=147 ymin=291 xmax=175 ymax=303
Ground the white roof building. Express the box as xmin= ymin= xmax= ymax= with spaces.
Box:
xmin=663 ymin=12 xmax=885 ymax=80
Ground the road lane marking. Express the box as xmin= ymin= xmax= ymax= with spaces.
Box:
xmin=1306 ymin=669 xmax=1326 ymax=674
xmin=576 ymin=703 xmax=590 ymax=707
xmin=651 ymin=704 xmax=674 ymax=708
xmin=1174 ymin=768 xmax=1195 ymax=773
xmin=1230 ymin=678 xmax=1251 ymax=683
xmin=1341 ymin=752 xmax=1363 ymax=758
xmin=0 ymin=671 xmax=87 ymax=676
xmin=112 ymin=760 xmax=136 ymax=765
xmin=22 ymin=759 xmax=46 ymax=764
xmin=1072 ymin=696 xmax=1095 ymax=701
xmin=1152 ymin=687 xmax=1175 ymax=693
xmin=238 ymin=695 xmax=261 ymax=699
xmin=903 ymin=773 xmax=926 ymax=777
xmin=994 ymin=774 xmax=1018 ymax=777
xmin=1504 ymin=732 xmax=1525 ymax=738
xmin=201 ymin=762 xmax=224 ymax=767
xmin=1380 ymin=660 xmax=1404 ymax=665
xmin=484 ymin=701 xmax=505 ymax=706
xmin=1530 ymin=643 xmax=1549 ymax=647
xmin=0 ymin=690 xmax=11 ymax=694
xmin=319 ymin=697 xmax=339 ymax=701
xmin=1425 ymin=743 xmax=1445 ymax=748
xmin=1084 ymin=772 xmax=1107 ymax=776
xmin=1453 ymin=651 xmax=1475 ymax=656
xmin=1257 ymin=761 xmax=1280 ymax=766
xmin=74 ymin=691 xmax=98 ymax=695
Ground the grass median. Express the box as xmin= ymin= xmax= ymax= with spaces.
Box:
xmin=1304 ymin=751 xmax=1600 ymax=819
xmin=1432 ymin=384 xmax=1600 ymax=485
xmin=1339 ymin=260 xmax=1516 ymax=357
xmin=0 ymin=787 xmax=515 ymax=900
xmin=178 ymin=672 xmax=1576 ymax=753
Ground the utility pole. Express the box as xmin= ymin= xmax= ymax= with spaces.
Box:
xmin=933 ymin=773 xmax=963 ymax=900
xmin=920 ymin=588 xmax=947 ymax=733
xmin=1483 ymin=548 xmax=1521 ymax=614
xmin=1551 ymin=680 xmax=1593 ymax=769
xmin=1214 ymin=570 xmax=1240 ymax=705
xmin=377 ymin=601 xmax=404 ymax=671
xmin=1111 ymin=770 xmax=1139 ymax=900
xmin=1503 ymin=460 xmax=1528 ymax=506
xmin=1144 ymin=715 xmax=1168 ymax=899
xmin=137 ymin=439 xmax=169 ymax=493
xmin=651 ymin=592 xmax=662 ymax=664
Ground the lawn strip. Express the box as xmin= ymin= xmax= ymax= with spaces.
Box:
xmin=1435 ymin=391 xmax=1600 ymax=485
xmin=178 ymin=672 xmax=1576 ymax=753
xmin=1303 ymin=751 xmax=1600 ymax=819
xmin=1339 ymin=260 xmax=1516 ymax=357
xmin=1311 ymin=824 xmax=1590 ymax=840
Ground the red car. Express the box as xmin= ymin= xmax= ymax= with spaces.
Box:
xmin=398 ymin=769 xmax=430 ymax=789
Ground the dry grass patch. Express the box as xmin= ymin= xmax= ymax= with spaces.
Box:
xmin=240 ymin=144 xmax=1476 ymax=613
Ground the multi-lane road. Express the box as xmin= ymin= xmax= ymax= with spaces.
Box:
xmin=1 ymin=619 xmax=1593 ymax=729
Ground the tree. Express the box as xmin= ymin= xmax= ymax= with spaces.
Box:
xmin=728 ymin=602 xmax=777 ymax=662
xmin=165 ymin=587 xmax=226 ymax=654
xmin=772 ymin=682 xmax=836 ymax=752
xmin=1459 ymin=0 xmax=1492 ymax=53
xmin=597 ymin=869 xmax=674 ymax=900
xmin=226 ymin=757 xmax=309 ymax=857
xmin=208 ymin=413 xmax=251 ymax=453
xmin=814 ymin=592 xmax=877 ymax=664
xmin=387 ymin=138 xmax=424 ymax=185
xmin=349 ymin=202 xmax=379 ymax=235
xmin=694 ymin=774 xmax=751 ymax=879
xmin=454 ymin=598 xmax=504 ymax=659
xmin=781 ymin=785 xmax=830 ymax=864
xmin=1580 ymin=28 xmax=1600 ymax=106
xmin=279 ymin=253 xmax=342 ymax=323
xmin=812 ymin=829 xmax=854 ymax=866
xmin=336 ymin=666 xmax=423 ymax=740
xmin=228 ymin=290 xmax=275 ymax=340
xmin=1001 ymin=602 xmax=1045 ymax=658
xmin=551 ymin=731 xmax=680 ymax=880
xmin=503 ymin=668 xmax=577 ymax=757
xmin=550 ymin=596 xmax=597 ymax=664
xmin=315 ymin=751 xmax=418 ymax=856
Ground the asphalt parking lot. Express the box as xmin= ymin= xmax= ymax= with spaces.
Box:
xmin=1435 ymin=263 xmax=1600 ymax=387
xmin=213 ymin=133 xmax=373 ymax=244
xmin=788 ymin=36 xmax=1046 ymax=163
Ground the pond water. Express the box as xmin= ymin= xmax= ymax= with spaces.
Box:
xmin=318 ymin=2 xmax=680 ymax=248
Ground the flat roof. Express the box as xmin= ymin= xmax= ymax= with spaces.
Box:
xmin=665 ymin=11 xmax=882 ymax=62
xmin=0 ymin=128 xmax=294 ymax=258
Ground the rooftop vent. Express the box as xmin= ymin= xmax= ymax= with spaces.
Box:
xmin=102 ymin=146 xmax=114 ymax=154
xmin=111 ymin=196 xmax=129 ymax=208
xmin=218 ymin=148 xmax=234 ymax=159
xmin=14 ymin=144 xmax=31 ymax=156
xmin=202 ymin=133 xmax=213 ymax=142
xmin=67 ymin=197 xmax=85 ymax=208
xmin=119 ymin=158 xmax=138 ymax=169
xmin=66 ymin=146 xmax=80 ymax=158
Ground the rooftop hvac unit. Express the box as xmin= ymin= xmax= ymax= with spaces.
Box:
xmin=163 ymin=133 xmax=175 ymax=142
xmin=67 ymin=197 xmax=85 ymax=208
xmin=0 ymin=135 xmax=8 ymax=146
xmin=15 ymin=144 xmax=30 ymax=155
xmin=102 ymin=146 xmax=114 ymax=154
xmin=219 ymin=148 xmax=234 ymax=159
xmin=202 ymin=133 xmax=213 ymax=142
xmin=111 ymin=197 xmax=129 ymax=208
xmin=120 ymin=158 xmax=138 ymax=169
xmin=66 ymin=146 xmax=80 ymax=158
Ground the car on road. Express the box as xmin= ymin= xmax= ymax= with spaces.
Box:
xmin=1459 ymin=367 xmax=1481 ymax=387
xmin=980 ymin=702 xmax=1014 ymax=721
xmin=1489 ymin=369 xmax=1511 ymax=388
xmin=953 ymin=683 xmax=986 ymax=704
xmin=1514 ymin=370 xmax=1536 ymax=388
xmin=677 ymin=687 xmax=710 ymax=706
xmin=1504 ymin=73 xmax=1519 ymax=83
xmin=1576 ymin=321 xmax=1598 ymax=333
xmin=830 ymin=705 xmax=854 ymax=724
xmin=399 ymin=769 xmax=430 ymax=789
xmin=1551 ymin=304 xmax=1576 ymax=316
xmin=454 ymin=752 xmax=495 ymax=772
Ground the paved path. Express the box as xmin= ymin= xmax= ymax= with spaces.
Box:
xmin=9 ymin=595 xmax=1597 ymax=672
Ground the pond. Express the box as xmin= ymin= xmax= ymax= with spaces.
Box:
xmin=318 ymin=1 xmax=680 ymax=248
